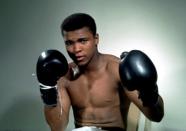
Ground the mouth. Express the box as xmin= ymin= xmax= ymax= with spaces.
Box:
xmin=68 ymin=52 xmax=86 ymax=64
xmin=76 ymin=56 xmax=85 ymax=61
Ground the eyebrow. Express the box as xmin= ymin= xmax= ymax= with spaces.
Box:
xmin=77 ymin=37 xmax=88 ymax=41
xmin=65 ymin=36 xmax=89 ymax=42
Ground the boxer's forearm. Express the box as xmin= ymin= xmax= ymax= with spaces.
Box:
xmin=141 ymin=95 xmax=164 ymax=122
xmin=44 ymin=105 xmax=68 ymax=131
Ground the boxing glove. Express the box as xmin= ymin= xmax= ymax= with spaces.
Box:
xmin=120 ymin=51 xmax=129 ymax=60
xmin=36 ymin=49 xmax=68 ymax=106
xmin=119 ymin=50 xmax=159 ymax=106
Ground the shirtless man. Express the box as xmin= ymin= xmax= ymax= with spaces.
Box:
xmin=36 ymin=13 xmax=164 ymax=131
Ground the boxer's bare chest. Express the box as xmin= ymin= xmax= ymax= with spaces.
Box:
xmin=67 ymin=66 xmax=120 ymax=108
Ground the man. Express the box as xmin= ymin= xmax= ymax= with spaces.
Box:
xmin=36 ymin=13 xmax=164 ymax=131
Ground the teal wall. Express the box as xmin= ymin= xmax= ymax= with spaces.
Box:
xmin=0 ymin=0 xmax=186 ymax=131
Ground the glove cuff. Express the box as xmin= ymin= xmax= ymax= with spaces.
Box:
xmin=39 ymin=84 xmax=58 ymax=107
xmin=39 ymin=83 xmax=57 ymax=89
xmin=139 ymin=85 xmax=159 ymax=107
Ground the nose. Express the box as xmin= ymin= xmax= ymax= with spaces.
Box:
xmin=73 ymin=42 xmax=82 ymax=53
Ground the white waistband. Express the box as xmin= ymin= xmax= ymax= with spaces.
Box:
xmin=72 ymin=126 xmax=105 ymax=131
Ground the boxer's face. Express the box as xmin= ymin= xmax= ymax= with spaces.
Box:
xmin=63 ymin=27 xmax=99 ymax=66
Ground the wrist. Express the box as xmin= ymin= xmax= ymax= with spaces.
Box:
xmin=39 ymin=83 xmax=58 ymax=107
xmin=39 ymin=83 xmax=56 ymax=89
xmin=139 ymin=87 xmax=159 ymax=107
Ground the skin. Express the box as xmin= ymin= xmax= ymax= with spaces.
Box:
xmin=44 ymin=27 xmax=164 ymax=131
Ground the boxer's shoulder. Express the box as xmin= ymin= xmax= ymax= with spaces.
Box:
xmin=102 ymin=54 xmax=120 ymax=78
xmin=102 ymin=53 xmax=120 ymax=61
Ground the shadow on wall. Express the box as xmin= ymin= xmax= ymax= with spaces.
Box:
xmin=0 ymin=95 xmax=49 ymax=131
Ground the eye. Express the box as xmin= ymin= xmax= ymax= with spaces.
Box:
xmin=78 ymin=38 xmax=88 ymax=44
xmin=65 ymin=40 xmax=74 ymax=46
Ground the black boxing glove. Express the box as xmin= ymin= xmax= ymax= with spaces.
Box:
xmin=120 ymin=51 xmax=129 ymax=60
xmin=119 ymin=50 xmax=159 ymax=106
xmin=36 ymin=49 xmax=68 ymax=106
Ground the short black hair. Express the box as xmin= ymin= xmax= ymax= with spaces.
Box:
xmin=61 ymin=13 xmax=97 ymax=36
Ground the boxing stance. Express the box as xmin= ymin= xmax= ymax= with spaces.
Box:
xmin=36 ymin=49 xmax=68 ymax=107
xmin=36 ymin=13 xmax=164 ymax=131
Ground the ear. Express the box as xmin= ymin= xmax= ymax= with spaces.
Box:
xmin=94 ymin=33 xmax=99 ymax=45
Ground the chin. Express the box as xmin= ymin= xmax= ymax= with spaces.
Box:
xmin=75 ymin=60 xmax=88 ymax=67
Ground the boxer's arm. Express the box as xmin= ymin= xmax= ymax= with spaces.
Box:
xmin=44 ymin=78 xmax=71 ymax=131
xmin=119 ymin=50 xmax=164 ymax=122
xmin=124 ymin=88 xmax=164 ymax=122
